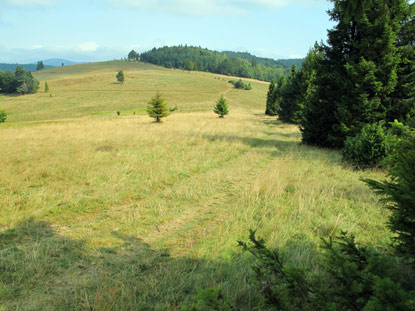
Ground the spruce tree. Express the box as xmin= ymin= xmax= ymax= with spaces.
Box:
xmin=147 ymin=93 xmax=170 ymax=122
xmin=214 ymin=95 xmax=229 ymax=118
xmin=116 ymin=70 xmax=124 ymax=84
xmin=301 ymin=0 xmax=412 ymax=148
xmin=45 ymin=81 xmax=49 ymax=93
xmin=265 ymin=80 xmax=277 ymax=116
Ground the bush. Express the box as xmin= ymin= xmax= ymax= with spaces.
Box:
xmin=185 ymin=230 xmax=415 ymax=311
xmin=229 ymin=79 xmax=252 ymax=90
xmin=343 ymin=122 xmax=391 ymax=168
xmin=364 ymin=133 xmax=415 ymax=264
xmin=0 ymin=109 xmax=7 ymax=123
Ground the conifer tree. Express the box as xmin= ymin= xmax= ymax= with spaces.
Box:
xmin=147 ymin=93 xmax=170 ymax=122
xmin=214 ymin=95 xmax=229 ymax=118
xmin=301 ymin=0 xmax=413 ymax=148
xmin=36 ymin=61 xmax=44 ymax=71
xmin=45 ymin=81 xmax=49 ymax=93
xmin=116 ymin=70 xmax=124 ymax=84
xmin=265 ymin=80 xmax=277 ymax=116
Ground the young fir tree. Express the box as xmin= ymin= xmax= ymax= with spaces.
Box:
xmin=213 ymin=95 xmax=229 ymax=118
xmin=116 ymin=70 xmax=124 ymax=84
xmin=45 ymin=81 xmax=49 ymax=93
xmin=147 ymin=93 xmax=170 ymax=122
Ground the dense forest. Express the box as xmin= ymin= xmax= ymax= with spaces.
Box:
xmin=222 ymin=51 xmax=303 ymax=69
xmin=139 ymin=46 xmax=287 ymax=82
xmin=0 ymin=66 xmax=39 ymax=94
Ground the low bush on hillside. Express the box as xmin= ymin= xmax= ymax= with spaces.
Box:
xmin=342 ymin=120 xmax=413 ymax=169
xmin=0 ymin=109 xmax=7 ymax=123
xmin=229 ymin=79 xmax=252 ymax=90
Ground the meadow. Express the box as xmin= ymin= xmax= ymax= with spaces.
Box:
xmin=0 ymin=61 xmax=387 ymax=310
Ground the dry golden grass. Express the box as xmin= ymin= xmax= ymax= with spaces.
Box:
xmin=0 ymin=63 xmax=388 ymax=310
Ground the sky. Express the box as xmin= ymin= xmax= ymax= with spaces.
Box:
xmin=0 ymin=0 xmax=335 ymax=63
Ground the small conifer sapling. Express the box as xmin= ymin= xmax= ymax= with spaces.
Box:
xmin=147 ymin=93 xmax=170 ymax=123
xmin=214 ymin=95 xmax=229 ymax=118
xmin=116 ymin=70 xmax=124 ymax=84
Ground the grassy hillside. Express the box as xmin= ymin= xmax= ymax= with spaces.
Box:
xmin=0 ymin=61 xmax=268 ymax=123
xmin=0 ymin=62 xmax=387 ymax=310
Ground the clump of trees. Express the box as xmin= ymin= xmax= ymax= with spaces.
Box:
xmin=228 ymin=79 xmax=252 ymax=90
xmin=36 ymin=61 xmax=44 ymax=71
xmin=0 ymin=109 xmax=7 ymax=123
xmin=0 ymin=66 xmax=39 ymax=95
xmin=116 ymin=70 xmax=124 ymax=84
xmin=140 ymin=45 xmax=286 ymax=82
xmin=147 ymin=93 xmax=170 ymax=122
xmin=213 ymin=95 xmax=229 ymax=118
xmin=268 ymin=0 xmax=415 ymax=168
xmin=128 ymin=50 xmax=139 ymax=61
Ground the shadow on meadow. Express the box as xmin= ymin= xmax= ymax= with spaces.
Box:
xmin=0 ymin=218 xmax=260 ymax=310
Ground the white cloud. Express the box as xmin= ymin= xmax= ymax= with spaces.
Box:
xmin=0 ymin=0 xmax=58 ymax=7
xmin=108 ymin=0 xmax=325 ymax=15
xmin=29 ymin=44 xmax=43 ymax=49
xmin=78 ymin=42 xmax=99 ymax=52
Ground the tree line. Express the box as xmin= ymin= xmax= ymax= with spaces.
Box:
xmin=138 ymin=45 xmax=287 ymax=82
xmin=0 ymin=66 xmax=39 ymax=95
xmin=267 ymin=0 xmax=415 ymax=165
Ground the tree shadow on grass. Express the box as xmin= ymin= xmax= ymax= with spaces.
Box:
xmin=0 ymin=218 xmax=259 ymax=311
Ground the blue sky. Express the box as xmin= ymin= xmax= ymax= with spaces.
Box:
xmin=0 ymin=0 xmax=334 ymax=63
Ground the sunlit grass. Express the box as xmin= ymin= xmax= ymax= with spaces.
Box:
xmin=0 ymin=63 xmax=387 ymax=310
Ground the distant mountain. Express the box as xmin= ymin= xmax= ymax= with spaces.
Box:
xmin=43 ymin=58 xmax=84 ymax=66
xmin=0 ymin=63 xmax=54 ymax=72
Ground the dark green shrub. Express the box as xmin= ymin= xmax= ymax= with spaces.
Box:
xmin=343 ymin=122 xmax=391 ymax=168
xmin=229 ymin=79 xmax=252 ymax=90
xmin=364 ymin=133 xmax=415 ymax=264
xmin=0 ymin=109 xmax=7 ymax=123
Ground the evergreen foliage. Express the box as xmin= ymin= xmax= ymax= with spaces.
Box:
xmin=277 ymin=46 xmax=323 ymax=124
xmin=140 ymin=45 xmax=286 ymax=82
xmin=14 ymin=66 xmax=39 ymax=94
xmin=36 ymin=61 xmax=44 ymax=71
xmin=364 ymin=133 xmax=415 ymax=263
xmin=213 ymin=95 xmax=229 ymax=118
xmin=343 ymin=122 xmax=391 ymax=168
xmin=0 ymin=109 xmax=7 ymax=123
xmin=229 ymin=79 xmax=252 ymax=90
xmin=44 ymin=81 xmax=49 ymax=93
xmin=265 ymin=80 xmax=277 ymax=116
xmin=128 ymin=50 xmax=139 ymax=61
xmin=147 ymin=93 xmax=170 ymax=122
xmin=116 ymin=70 xmax=124 ymax=84
xmin=300 ymin=0 xmax=415 ymax=148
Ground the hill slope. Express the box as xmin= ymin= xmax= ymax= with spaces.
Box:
xmin=1 ymin=60 xmax=268 ymax=123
